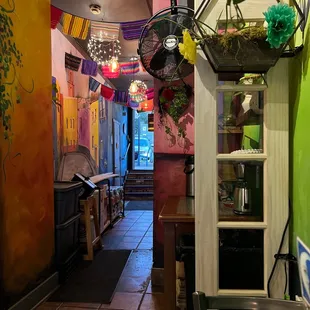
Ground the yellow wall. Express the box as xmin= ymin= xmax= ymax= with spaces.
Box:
xmin=63 ymin=97 xmax=78 ymax=149
xmin=90 ymin=100 xmax=99 ymax=166
xmin=0 ymin=0 xmax=53 ymax=305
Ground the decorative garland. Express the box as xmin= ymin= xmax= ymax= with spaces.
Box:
xmin=158 ymin=84 xmax=193 ymax=138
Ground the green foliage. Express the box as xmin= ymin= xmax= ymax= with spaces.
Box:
xmin=0 ymin=3 xmax=23 ymax=140
xmin=158 ymin=85 xmax=191 ymax=139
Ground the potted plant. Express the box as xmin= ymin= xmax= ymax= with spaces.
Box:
xmin=173 ymin=0 xmax=304 ymax=74
xmin=158 ymin=84 xmax=193 ymax=139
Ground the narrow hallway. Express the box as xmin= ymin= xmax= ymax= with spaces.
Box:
xmin=37 ymin=210 xmax=163 ymax=310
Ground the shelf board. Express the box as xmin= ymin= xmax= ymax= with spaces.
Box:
xmin=217 ymin=221 xmax=267 ymax=229
xmin=218 ymin=127 xmax=243 ymax=134
xmin=217 ymin=154 xmax=267 ymax=161
xmin=216 ymin=84 xmax=267 ymax=92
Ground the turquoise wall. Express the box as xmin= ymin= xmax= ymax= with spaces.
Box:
xmin=290 ymin=18 xmax=310 ymax=253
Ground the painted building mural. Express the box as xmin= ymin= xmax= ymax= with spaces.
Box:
xmin=0 ymin=0 xmax=54 ymax=307
xmin=90 ymin=100 xmax=99 ymax=167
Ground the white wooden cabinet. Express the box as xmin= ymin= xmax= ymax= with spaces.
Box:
xmin=194 ymin=52 xmax=289 ymax=298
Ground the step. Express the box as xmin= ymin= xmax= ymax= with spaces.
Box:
xmin=125 ymin=196 xmax=154 ymax=201
xmin=126 ymin=179 xmax=154 ymax=185
xmin=125 ymin=185 xmax=153 ymax=189
xmin=127 ymin=175 xmax=153 ymax=180
xmin=125 ymin=190 xmax=154 ymax=194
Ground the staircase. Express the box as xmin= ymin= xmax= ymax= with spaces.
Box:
xmin=124 ymin=170 xmax=154 ymax=201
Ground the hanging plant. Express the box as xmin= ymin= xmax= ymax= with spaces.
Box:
xmin=158 ymin=84 xmax=192 ymax=138
xmin=0 ymin=0 xmax=34 ymax=180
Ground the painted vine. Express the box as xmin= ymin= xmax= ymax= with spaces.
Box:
xmin=0 ymin=0 xmax=34 ymax=180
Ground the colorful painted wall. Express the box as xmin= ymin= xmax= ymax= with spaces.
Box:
xmin=78 ymin=98 xmax=91 ymax=149
xmin=290 ymin=17 xmax=310 ymax=252
xmin=152 ymin=0 xmax=194 ymax=268
xmin=51 ymin=28 xmax=107 ymax=175
xmin=90 ymin=100 xmax=100 ymax=167
xmin=0 ymin=0 xmax=54 ymax=307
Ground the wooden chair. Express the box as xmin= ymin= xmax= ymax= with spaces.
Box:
xmin=80 ymin=194 xmax=103 ymax=261
xmin=192 ymin=292 xmax=306 ymax=310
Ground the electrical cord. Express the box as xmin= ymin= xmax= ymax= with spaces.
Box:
xmin=267 ymin=199 xmax=292 ymax=298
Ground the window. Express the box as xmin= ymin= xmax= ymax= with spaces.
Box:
xmin=66 ymin=118 xmax=68 ymax=129
xmin=92 ymin=136 xmax=94 ymax=148
xmin=72 ymin=118 xmax=75 ymax=129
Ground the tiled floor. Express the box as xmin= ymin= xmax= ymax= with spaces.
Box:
xmin=102 ymin=211 xmax=153 ymax=250
xmin=37 ymin=210 xmax=164 ymax=310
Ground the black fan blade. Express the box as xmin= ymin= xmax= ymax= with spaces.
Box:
xmin=150 ymin=47 xmax=170 ymax=71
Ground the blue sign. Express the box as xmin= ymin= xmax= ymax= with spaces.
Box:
xmin=297 ymin=237 xmax=310 ymax=306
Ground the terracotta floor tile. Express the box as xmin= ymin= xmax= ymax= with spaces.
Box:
xmin=136 ymin=223 xmax=151 ymax=228
xmin=139 ymin=293 xmax=165 ymax=310
xmin=116 ymin=276 xmax=150 ymax=293
xmin=105 ymin=292 xmax=143 ymax=310
xmin=104 ymin=230 xmax=127 ymax=236
xmin=125 ymin=231 xmax=146 ymax=237
xmin=116 ymin=242 xmax=139 ymax=250
xmin=121 ymin=250 xmax=152 ymax=277
xmin=141 ymin=237 xmax=153 ymax=243
xmin=128 ymin=227 xmax=148 ymax=232
xmin=114 ymin=223 xmax=133 ymax=230
xmin=61 ymin=302 xmax=100 ymax=309
xmin=122 ymin=236 xmax=142 ymax=243
xmin=137 ymin=243 xmax=152 ymax=250
xmin=36 ymin=302 xmax=62 ymax=309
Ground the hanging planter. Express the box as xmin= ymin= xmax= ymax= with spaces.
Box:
xmin=192 ymin=0 xmax=305 ymax=73
xmin=158 ymin=84 xmax=192 ymax=138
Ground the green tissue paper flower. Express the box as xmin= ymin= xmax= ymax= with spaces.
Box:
xmin=264 ymin=3 xmax=295 ymax=49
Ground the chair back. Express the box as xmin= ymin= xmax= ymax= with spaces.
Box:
xmin=192 ymin=292 xmax=307 ymax=310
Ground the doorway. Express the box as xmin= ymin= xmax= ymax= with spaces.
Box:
xmin=133 ymin=110 xmax=154 ymax=170
xmin=113 ymin=119 xmax=121 ymax=185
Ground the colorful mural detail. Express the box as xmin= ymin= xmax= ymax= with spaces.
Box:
xmin=90 ymin=100 xmax=99 ymax=167
xmin=62 ymin=97 xmax=78 ymax=153
xmin=0 ymin=0 xmax=54 ymax=306
xmin=78 ymin=98 xmax=91 ymax=149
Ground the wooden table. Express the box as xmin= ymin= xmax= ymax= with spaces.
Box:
xmin=159 ymin=196 xmax=195 ymax=310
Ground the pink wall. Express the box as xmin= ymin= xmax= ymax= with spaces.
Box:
xmin=51 ymin=29 xmax=106 ymax=98
xmin=152 ymin=0 xmax=195 ymax=268
xmin=154 ymin=74 xmax=194 ymax=154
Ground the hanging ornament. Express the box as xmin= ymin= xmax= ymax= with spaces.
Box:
xmin=128 ymin=99 xmax=140 ymax=109
xmin=128 ymin=80 xmax=147 ymax=103
xmin=87 ymin=38 xmax=121 ymax=65
xmin=138 ymin=99 xmax=154 ymax=112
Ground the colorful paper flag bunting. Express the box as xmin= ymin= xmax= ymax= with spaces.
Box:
xmin=51 ymin=6 xmax=62 ymax=29
xmin=65 ymin=53 xmax=82 ymax=71
xmin=101 ymin=85 xmax=115 ymax=101
xmin=120 ymin=60 xmax=140 ymax=75
xmin=81 ymin=59 xmax=98 ymax=76
xmin=62 ymin=13 xmax=90 ymax=40
xmin=91 ymin=21 xmax=120 ymax=41
xmin=120 ymin=19 xmax=148 ymax=40
xmin=89 ymin=77 xmax=100 ymax=92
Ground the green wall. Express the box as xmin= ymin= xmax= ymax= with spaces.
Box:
xmin=290 ymin=19 xmax=310 ymax=253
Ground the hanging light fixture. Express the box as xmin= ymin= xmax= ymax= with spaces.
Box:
xmin=128 ymin=80 xmax=147 ymax=103
xmin=87 ymin=38 xmax=121 ymax=66
xmin=138 ymin=99 xmax=154 ymax=112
